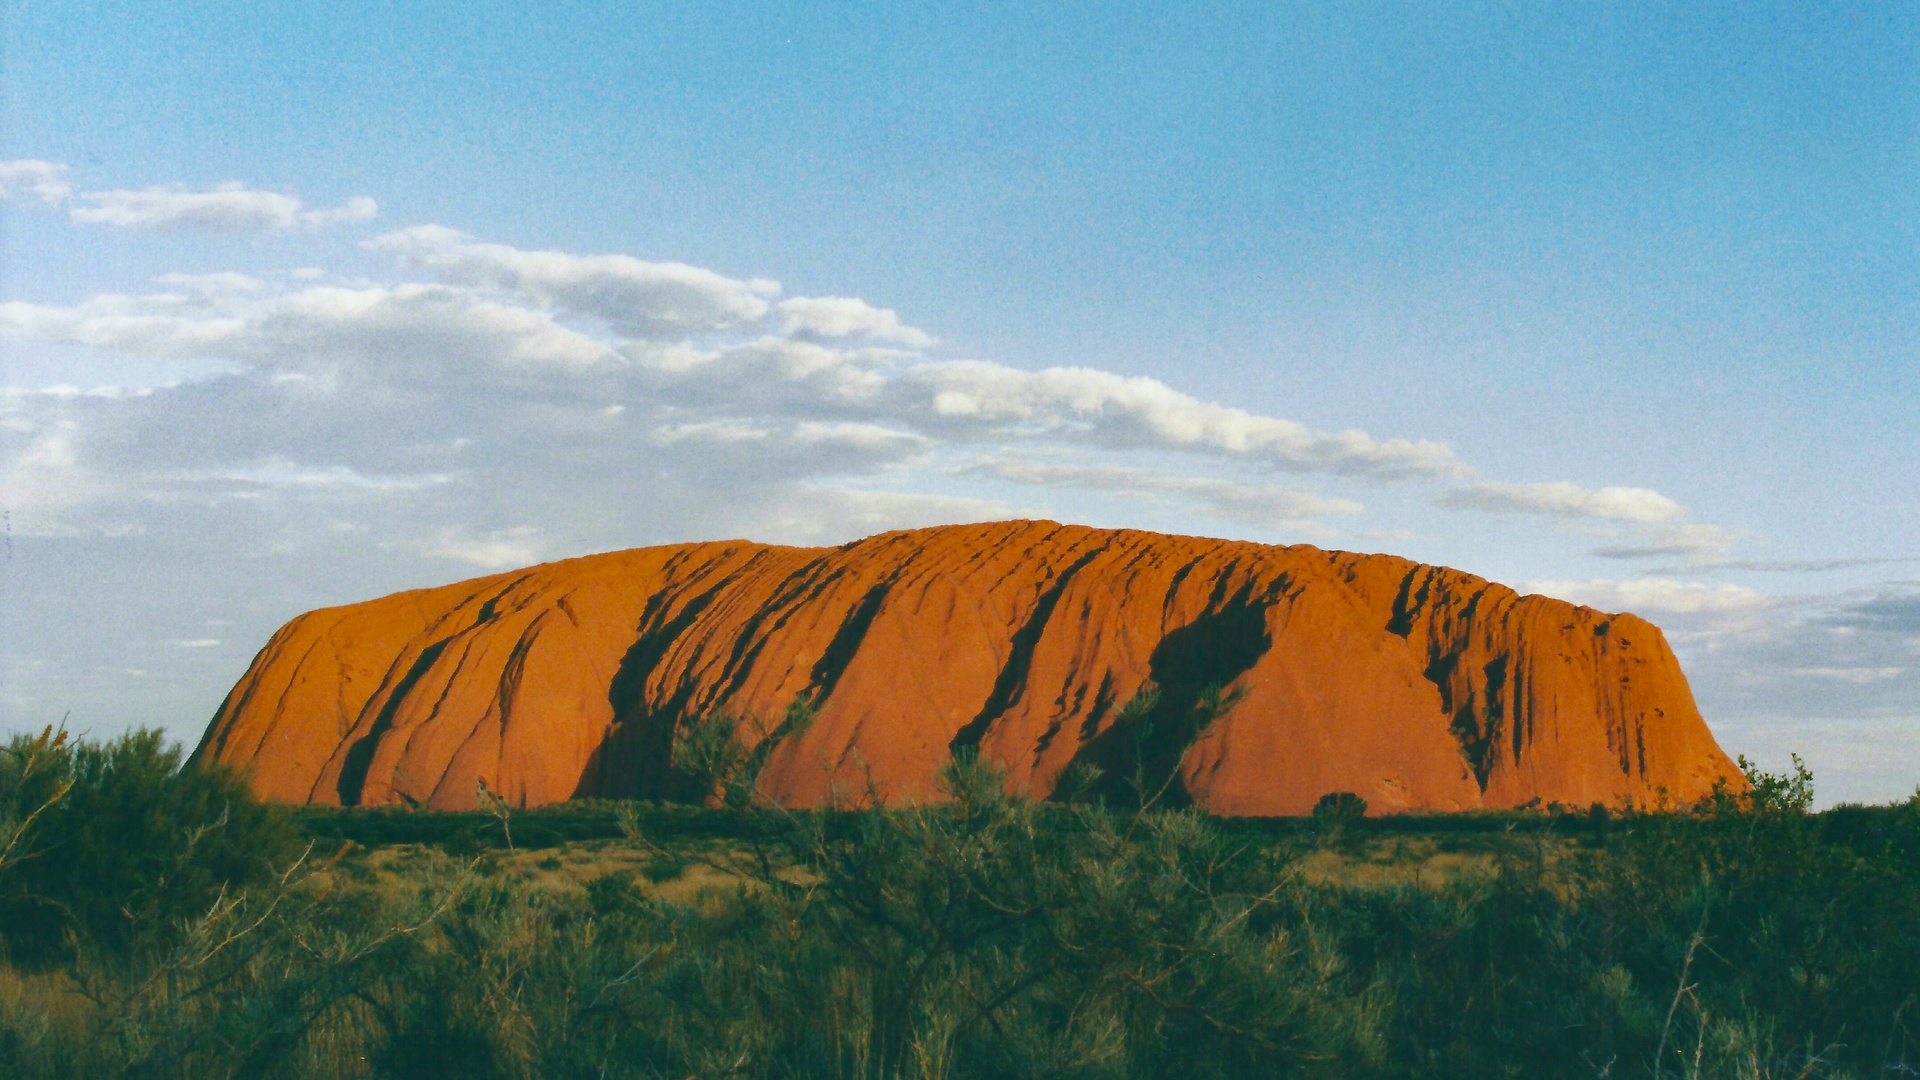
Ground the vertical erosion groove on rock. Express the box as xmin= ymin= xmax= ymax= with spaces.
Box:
xmin=191 ymin=521 xmax=1745 ymax=814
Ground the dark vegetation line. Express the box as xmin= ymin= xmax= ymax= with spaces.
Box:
xmin=1 ymin=723 xmax=1916 ymax=1079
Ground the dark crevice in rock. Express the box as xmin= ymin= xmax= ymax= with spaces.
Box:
xmin=948 ymin=546 xmax=1106 ymax=756
xmin=584 ymin=573 xmax=745 ymax=798
xmin=1065 ymin=584 xmax=1271 ymax=807
xmin=337 ymin=638 xmax=448 ymax=806
xmin=1387 ymin=567 xmax=1425 ymax=637
xmin=807 ymin=580 xmax=893 ymax=703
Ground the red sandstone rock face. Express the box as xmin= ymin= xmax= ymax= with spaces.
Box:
xmin=193 ymin=521 xmax=1745 ymax=814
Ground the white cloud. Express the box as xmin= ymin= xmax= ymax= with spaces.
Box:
xmin=1593 ymin=522 xmax=1739 ymax=563
xmin=0 ymin=385 xmax=156 ymax=401
xmin=962 ymin=458 xmax=1361 ymax=531
xmin=792 ymin=421 xmax=931 ymax=455
xmin=297 ymin=196 xmax=381 ymax=230
xmin=776 ymin=296 xmax=934 ymax=347
xmin=1697 ymin=556 xmax=1920 ymax=574
xmin=0 ymin=292 xmax=248 ymax=356
xmin=366 ymin=225 xmax=775 ymax=338
xmin=0 ymin=282 xmax=612 ymax=373
xmin=1788 ymin=667 xmax=1906 ymax=684
xmin=917 ymin=362 xmax=1464 ymax=478
xmin=1524 ymin=578 xmax=1772 ymax=615
xmin=1448 ymin=480 xmax=1684 ymax=523
xmin=153 ymin=272 xmax=269 ymax=296
xmin=0 ymin=387 xmax=152 ymax=530
xmin=182 ymin=460 xmax=450 ymax=492
xmin=69 ymin=183 xmax=378 ymax=233
xmin=1444 ymin=481 xmax=1748 ymax=567
xmin=631 ymin=336 xmax=896 ymax=404
xmin=5 ymin=221 xmax=1469 ymax=513
xmin=0 ymin=423 xmax=97 ymax=515
xmin=1669 ymin=588 xmax=1920 ymax=804
xmin=757 ymin=486 xmax=1012 ymax=542
xmin=258 ymin=283 xmax=612 ymax=370
xmin=649 ymin=420 xmax=774 ymax=445
xmin=420 ymin=526 xmax=547 ymax=570
xmin=0 ymin=159 xmax=72 ymax=203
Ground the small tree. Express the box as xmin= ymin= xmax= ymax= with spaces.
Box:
xmin=1312 ymin=791 xmax=1367 ymax=825
xmin=1737 ymin=753 xmax=1814 ymax=813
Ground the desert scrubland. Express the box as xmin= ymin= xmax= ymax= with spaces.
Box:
xmin=2 ymin=727 xmax=1916 ymax=1080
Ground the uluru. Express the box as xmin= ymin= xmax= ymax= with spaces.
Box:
xmin=192 ymin=520 xmax=1744 ymax=815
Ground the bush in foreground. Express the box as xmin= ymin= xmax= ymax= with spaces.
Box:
xmin=0 ymin=728 xmax=295 ymax=963
xmin=0 ymin=731 xmax=1913 ymax=1079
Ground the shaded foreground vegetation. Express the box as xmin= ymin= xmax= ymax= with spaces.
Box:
xmin=1 ymin=727 xmax=1917 ymax=1079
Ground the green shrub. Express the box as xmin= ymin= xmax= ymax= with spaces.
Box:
xmin=1313 ymin=790 xmax=1367 ymax=824
xmin=639 ymin=853 xmax=686 ymax=883
xmin=0 ymin=728 xmax=295 ymax=963
xmin=515 ymin=823 xmax=562 ymax=849
xmin=443 ymin=825 xmax=484 ymax=858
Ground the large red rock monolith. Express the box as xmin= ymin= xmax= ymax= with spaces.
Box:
xmin=193 ymin=521 xmax=1743 ymax=813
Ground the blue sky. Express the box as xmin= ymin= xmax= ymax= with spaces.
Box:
xmin=4 ymin=0 xmax=1916 ymax=803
